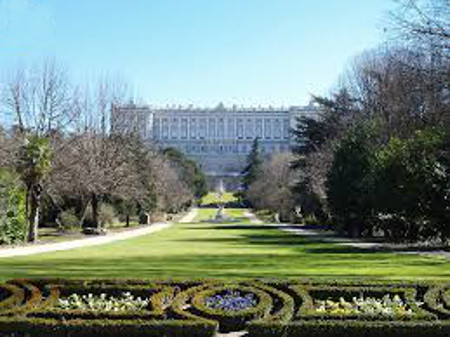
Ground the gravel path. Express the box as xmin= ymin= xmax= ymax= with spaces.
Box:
xmin=243 ymin=210 xmax=262 ymax=224
xmin=245 ymin=211 xmax=450 ymax=259
xmin=0 ymin=208 xmax=198 ymax=259
xmin=179 ymin=207 xmax=198 ymax=223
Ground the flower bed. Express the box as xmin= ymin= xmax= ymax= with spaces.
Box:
xmin=56 ymin=292 xmax=150 ymax=312
xmin=291 ymin=284 xmax=433 ymax=321
xmin=0 ymin=279 xmax=449 ymax=337
xmin=204 ymin=290 xmax=257 ymax=312
xmin=311 ymin=294 xmax=414 ymax=317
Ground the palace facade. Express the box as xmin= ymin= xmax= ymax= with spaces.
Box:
xmin=111 ymin=103 xmax=318 ymax=187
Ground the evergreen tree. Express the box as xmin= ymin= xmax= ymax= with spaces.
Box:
xmin=241 ymin=138 xmax=263 ymax=192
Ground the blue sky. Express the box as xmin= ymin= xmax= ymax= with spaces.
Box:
xmin=0 ymin=0 xmax=395 ymax=107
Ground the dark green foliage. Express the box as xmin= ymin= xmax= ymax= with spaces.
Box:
xmin=3 ymin=278 xmax=450 ymax=336
xmin=372 ymin=129 xmax=450 ymax=243
xmin=0 ymin=318 xmax=218 ymax=337
xmin=326 ymin=123 xmax=377 ymax=237
xmin=241 ymin=138 xmax=263 ymax=192
xmin=163 ymin=148 xmax=208 ymax=199
xmin=0 ymin=169 xmax=26 ymax=244
xmin=290 ymin=91 xmax=359 ymax=221
xmin=247 ymin=320 xmax=450 ymax=337
xmin=16 ymin=135 xmax=53 ymax=243
xmin=291 ymin=90 xmax=358 ymax=159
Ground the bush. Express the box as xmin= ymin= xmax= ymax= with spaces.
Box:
xmin=247 ymin=320 xmax=450 ymax=337
xmin=84 ymin=204 xmax=118 ymax=228
xmin=58 ymin=209 xmax=80 ymax=233
xmin=372 ymin=129 xmax=450 ymax=243
xmin=0 ymin=317 xmax=218 ymax=337
xmin=326 ymin=123 xmax=377 ymax=237
xmin=0 ymin=170 xmax=26 ymax=245
xmin=98 ymin=204 xmax=118 ymax=228
xmin=3 ymin=278 xmax=450 ymax=336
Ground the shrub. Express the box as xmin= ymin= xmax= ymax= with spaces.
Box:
xmin=98 ymin=204 xmax=118 ymax=228
xmin=2 ymin=278 xmax=450 ymax=336
xmin=326 ymin=122 xmax=377 ymax=237
xmin=0 ymin=170 xmax=26 ymax=245
xmin=84 ymin=204 xmax=118 ymax=228
xmin=58 ymin=209 xmax=80 ymax=232
xmin=247 ymin=320 xmax=450 ymax=337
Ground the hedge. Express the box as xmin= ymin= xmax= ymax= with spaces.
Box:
xmin=247 ymin=320 xmax=450 ymax=337
xmin=0 ymin=278 xmax=450 ymax=336
xmin=0 ymin=317 xmax=218 ymax=337
xmin=424 ymin=285 xmax=450 ymax=318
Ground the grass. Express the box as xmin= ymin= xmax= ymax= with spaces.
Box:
xmin=200 ymin=192 xmax=237 ymax=206
xmin=0 ymin=208 xmax=450 ymax=282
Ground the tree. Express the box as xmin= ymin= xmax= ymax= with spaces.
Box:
xmin=373 ymin=129 xmax=450 ymax=243
xmin=1 ymin=60 xmax=76 ymax=242
xmin=0 ymin=169 xmax=26 ymax=244
xmin=241 ymin=138 xmax=263 ymax=193
xmin=290 ymin=90 xmax=358 ymax=220
xmin=50 ymin=132 xmax=138 ymax=231
xmin=16 ymin=135 xmax=52 ymax=242
xmin=247 ymin=153 xmax=298 ymax=221
xmin=163 ymin=147 xmax=208 ymax=200
xmin=326 ymin=123 xmax=378 ymax=237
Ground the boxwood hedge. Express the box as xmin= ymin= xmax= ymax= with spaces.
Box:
xmin=0 ymin=278 xmax=450 ymax=336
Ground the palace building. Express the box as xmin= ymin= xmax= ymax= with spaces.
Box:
xmin=111 ymin=103 xmax=318 ymax=188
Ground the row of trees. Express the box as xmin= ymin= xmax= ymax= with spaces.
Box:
xmin=0 ymin=61 xmax=207 ymax=244
xmin=243 ymin=0 xmax=450 ymax=243
xmin=291 ymin=0 xmax=450 ymax=243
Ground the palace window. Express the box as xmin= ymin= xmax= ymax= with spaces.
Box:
xmin=162 ymin=118 xmax=169 ymax=139
xmin=190 ymin=118 xmax=196 ymax=139
xmin=264 ymin=119 xmax=271 ymax=139
xmin=237 ymin=118 xmax=244 ymax=139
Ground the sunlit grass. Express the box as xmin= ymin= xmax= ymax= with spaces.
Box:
xmin=200 ymin=192 xmax=237 ymax=205
xmin=0 ymin=208 xmax=449 ymax=281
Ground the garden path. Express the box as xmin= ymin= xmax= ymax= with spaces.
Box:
xmin=0 ymin=208 xmax=198 ymax=258
xmin=246 ymin=212 xmax=450 ymax=259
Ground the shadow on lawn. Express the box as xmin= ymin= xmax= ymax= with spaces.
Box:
xmin=0 ymin=251 xmax=444 ymax=281
xmin=185 ymin=223 xmax=375 ymax=253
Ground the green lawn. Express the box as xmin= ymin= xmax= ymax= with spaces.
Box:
xmin=0 ymin=208 xmax=450 ymax=282
xmin=200 ymin=192 xmax=237 ymax=205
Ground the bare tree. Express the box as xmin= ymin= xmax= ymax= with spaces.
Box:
xmin=1 ymin=60 xmax=77 ymax=242
xmin=248 ymin=153 xmax=299 ymax=222
xmin=390 ymin=0 xmax=450 ymax=128
xmin=342 ymin=46 xmax=449 ymax=139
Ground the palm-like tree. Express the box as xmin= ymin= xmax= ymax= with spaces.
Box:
xmin=17 ymin=135 xmax=52 ymax=243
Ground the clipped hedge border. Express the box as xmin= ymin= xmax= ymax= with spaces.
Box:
xmin=250 ymin=282 xmax=295 ymax=323
xmin=247 ymin=320 xmax=450 ymax=337
xmin=424 ymin=286 xmax=450 ymax=318
xmin=290 ymin=285 xmax=435 ymax=321
xmin=0 ymin=316 xmax=218 ymax=337
xmin=2 ymin=278 xmax=450 ymax=336
xmin=443 ymin=289 xmax=450 ymax=309
xmin=170 ymin=283 xmax=215 ymax=321
xmin=191 ymin=285 xmax=272 ymax=332
xmin=0 ymin=284 xmax=24 ymax=313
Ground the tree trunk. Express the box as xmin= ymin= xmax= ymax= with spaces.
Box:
xmin=27 ymin=185 xmax=42 ymax=243
xmin=91 ymin=193 xmax=100 ymax=229
xmin=126 ymin=214 xmax=130 ymax=227
xmin=79 ymin=199 xmax=91 ymax=228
